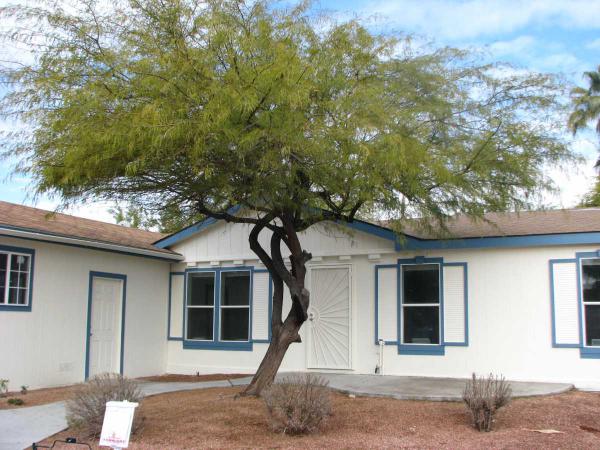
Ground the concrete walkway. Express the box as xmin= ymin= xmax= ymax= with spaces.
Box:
xmin=277 ymin=372 xmax=574 ymax=402
xmin=0 ymin=377 xmax=252 ymax=450
xmin=0 ymin=374 xmax=573 ymax=450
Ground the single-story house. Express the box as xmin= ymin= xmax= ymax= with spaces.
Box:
xmin=2 ymin=200 xmax=600 ymax=390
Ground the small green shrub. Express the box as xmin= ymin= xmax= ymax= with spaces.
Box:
xmin=263 ymin=373 xmax=331 ymax=435
xmin=66 ymin=373 xmax=143 ymax=438
xmin=0 ymin=379 xmax=8 ymax=397
xmin=20 ymin=385 xmax=28 ymax=395
xmin=7 ymin=397 xmax=24 ymax=406
xmin=463 ymin=373 xmax=512 ymax=432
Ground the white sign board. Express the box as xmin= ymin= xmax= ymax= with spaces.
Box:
xmin=99 ymin=400 xmax=139 ymax=449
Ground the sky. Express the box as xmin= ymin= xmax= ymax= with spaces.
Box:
xmin=0 ymin=0 xmax=599 ymax=223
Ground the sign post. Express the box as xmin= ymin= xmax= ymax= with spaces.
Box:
xmin=99 ymin=400 xmax=139 ymax=450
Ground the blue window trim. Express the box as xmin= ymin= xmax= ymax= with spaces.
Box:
xmin=576 ymin=251 xmax=600 ymax=359
xmin=373 ymin=264 xmax=399 ymax=345
xmin=85 ymin=271 xmax=127 ymax=379
xmin=397 ymin=257 xmax=445 ymax=356
xmin=167 ymin=272 xmax=185 ymax=341
xmin=183 ymin=266 xmax=254 ymax=351
xmin=0 ymin=244 xmax=35 ymax=312
xmin=442 ymin=262 xmax=469 ymax=347
xmin=548 ymin=258 xmax=580 ymax=349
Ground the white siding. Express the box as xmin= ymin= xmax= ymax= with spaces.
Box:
xmin=0 ymin=236 xmax=170 ymax=389
xmin=252 ymin=271 xmax=270 ymax=341
xmin=551 ymin=261 xmax=580 ymax=346
xmin=377 ymin=267 xmax=397 ymax=342
xmin=443 ymin=265 xmax=466 ymax=344
xmin=169 ymin=274 xmax=184 ymax=339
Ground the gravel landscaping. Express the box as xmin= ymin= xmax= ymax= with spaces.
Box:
xmin=34 ymin=386 xmax=600 ymax=449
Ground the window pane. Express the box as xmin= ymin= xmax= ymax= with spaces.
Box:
xmin=187 ymin=308 xmax=213 ymax=340
xmin=403 ymin=306 xmax=440 ymax=344
xmin=582 ymin=259 xmax=600 ymax=303
xmin=8 ymin=288 xmax=27 ymax=305
xmin=9 ymin=270 xmax=28 ymax=288
xmin=10 ymin=254 xmax=29 ymax=272
xmin=0 ymin=253 xmax=7 ymax=271
xmin=585 ymin=305 xmax=600 ymax=346
xmin=221 ymin=271 xmax=250 ymax=306
xmin=188 ymin=273 xmax=215 ymax=306
xmin=403 ymin=264 xmax=439 ymax=304
xmin=0 ymin=254 xmax=6 ymax=303
xmin=221 ymin=308 xmax=249 ymax=341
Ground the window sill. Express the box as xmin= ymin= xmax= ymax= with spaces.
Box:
xmin=580 ymin=347 xmax=600 ymax=359
xmin=183 ymin=340 xmax=253 ymax=351
xmin=398 ymin=344 xmax=445 ymax=356
xmin=0 ymin=304 xmax=31 ymax=312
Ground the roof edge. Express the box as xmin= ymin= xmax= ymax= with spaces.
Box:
xmin=0 ymin=225 xmax=183 ymax=261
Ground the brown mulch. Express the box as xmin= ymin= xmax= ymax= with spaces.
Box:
xmin=2 ymin=374 xmax=250 ymax=410
xmin=0 ymin=385 xmax=82 ymax=410
xmin=137 ymin=373 xmax=250 ymax=383
xmin=35 ymin=387 xmax=600 ymax=449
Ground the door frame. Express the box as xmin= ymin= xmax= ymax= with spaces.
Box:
xmin=306 ymin=264 xmax=353 ymax=370
xmin=85 ymin=271 xmax=127 ymax=380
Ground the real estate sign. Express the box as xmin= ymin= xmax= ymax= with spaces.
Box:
xmin=99 ymin=400 xmax=139 ymax=449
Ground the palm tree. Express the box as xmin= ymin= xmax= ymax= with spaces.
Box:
xmin=569 ymin=66 xmax=600 ymax=136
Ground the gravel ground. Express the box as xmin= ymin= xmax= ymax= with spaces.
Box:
xmin=34 ymin=386 xmax=600 ymax=449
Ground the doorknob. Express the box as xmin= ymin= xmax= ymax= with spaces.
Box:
xmin=308 ymin=312 xmax=315 ymax=321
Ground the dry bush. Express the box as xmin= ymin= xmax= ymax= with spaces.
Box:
xmin=463 ymin=372 xmax=512 ymax=432
xmin=263 ymin=373 xmax=332 ymax=435
xmin=66 ymin=373 xmax=143 ymax=437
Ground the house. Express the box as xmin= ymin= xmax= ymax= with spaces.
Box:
xmin=2 ymin=200 xmax=600 ymax=390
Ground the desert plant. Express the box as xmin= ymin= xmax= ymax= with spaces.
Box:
xmin=463 ymin=373 xmax=512 ymax=432
xmin=0 ymin=379 xmax=8 ymax=397
xmin=263 ymin=373 xmax=331 ymax=435
xmin=66 ymin=373 xmax=143 ymax=437
xmin=20 ymin=385 xmax=28 ymax=395
xmin=7 ymin=397 xmax=24 ymax=406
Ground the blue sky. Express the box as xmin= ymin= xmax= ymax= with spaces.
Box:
xmin=1 ymin=0 xmax=599 ymax=222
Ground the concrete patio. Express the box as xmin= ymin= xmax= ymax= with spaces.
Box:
xmin=0 ymin=373 xmax=574 ymax=450
xmin=277 ymin=372 xmax=574 ymax=402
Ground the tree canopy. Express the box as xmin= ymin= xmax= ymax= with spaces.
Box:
xmin=0 ymin=0 xmax=575 ymax=393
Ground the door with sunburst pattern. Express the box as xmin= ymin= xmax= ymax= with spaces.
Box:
xmin=307 ymin=266 xmax=352 ymax=370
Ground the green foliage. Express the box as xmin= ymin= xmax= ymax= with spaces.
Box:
xmin=7 ymin=397 xmax=24 ymax=406
xmin=569 ymin=66 xmax=600 ymax=135
xmin=0 ymin=379 xmax=8 ymax=397
xmin=20 ymin=385 xmax=28 ymax=395
xmin=0 ymin=0 xmax=574 ymax=233
xmin=110 ymin=202 xmax=202 ymax=233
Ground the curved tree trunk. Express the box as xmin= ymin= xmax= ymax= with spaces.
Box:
xmin=240 ymin=213 xmax=311 ymax=396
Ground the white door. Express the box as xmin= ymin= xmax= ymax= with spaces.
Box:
xmin=89 ymin=277 xmax=123 ymax=378
xmin=307 ymin=266 xmax=351 ymax=370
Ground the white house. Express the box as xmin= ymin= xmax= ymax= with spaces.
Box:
xmin=2 ymin=200 xmax=600 ymax=390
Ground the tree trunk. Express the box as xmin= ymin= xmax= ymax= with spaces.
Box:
xmin=240 ymin=214 xmax=311 ymax=396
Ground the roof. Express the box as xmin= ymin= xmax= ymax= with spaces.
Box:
xmin=0 ymin=201 xmax=180 ymax=258
xmin=396 ymin=208 xmax=600 ymax=240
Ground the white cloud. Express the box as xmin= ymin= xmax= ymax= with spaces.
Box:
xmin=362 ymin=0 xmax=600 ymax=40
xmin=586 ymin=38 xmax=600 ymax=50
xmin=488 ymin=35 xmax=536 ymax=57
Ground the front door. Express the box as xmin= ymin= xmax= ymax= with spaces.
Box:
xmin=307 ymin=266 xmax=351 ymax=370
xmin=88 ymin=276 xmax=124 ymax=378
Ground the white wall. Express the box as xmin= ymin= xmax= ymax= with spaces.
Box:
xmin=167 ymin=219 xmax=600 ymax=389
xmin=0 ymin=236 xmax=170 ymax=389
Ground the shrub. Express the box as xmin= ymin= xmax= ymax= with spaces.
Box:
xmin=7 ymin=397 xmax=24 ymax=406
xmin=463 ymin=373 xmax=512 ymax=432
xmin=0 ymin=379 xmax=8 ymax=397
xmin=20 ymin=385 xmax=28 ymax=395
xmin=263 ymin=373 xmax=331 ymax=435
xmin=66 ymin=373 xmax=143 ymax=437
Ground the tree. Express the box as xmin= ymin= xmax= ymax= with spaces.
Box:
xmin=569 ymin=66 xmax=600 ymax=207
xmin=110 ymin=202 xmax=202 ymax=233
xmin=0 ymin=0 xmax=573 ymax=395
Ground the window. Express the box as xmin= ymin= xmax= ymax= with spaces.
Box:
xmin=581 ymin=259 xmax=600 ymax=346
xmin=220 ymin=271 xmax=250 ymax=341
xmin=0 ymin=250 xmax=32 ymax=307
xmin=186 ymin=272 xmax=215 ymax=340
xmin=402 ymin=264 xmax=440 ymax=345
xmin=185 ymin=269 xmax=251 ymax=345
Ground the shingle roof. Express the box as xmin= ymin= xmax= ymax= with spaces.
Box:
xmin=0 ymin=201 xmax=178 ymax=256
xmin=393 ymin=208 xmax=600 ymax=240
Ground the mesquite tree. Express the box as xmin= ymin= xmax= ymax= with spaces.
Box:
xmin=0 ymin=0 xmax=573 ymax=395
